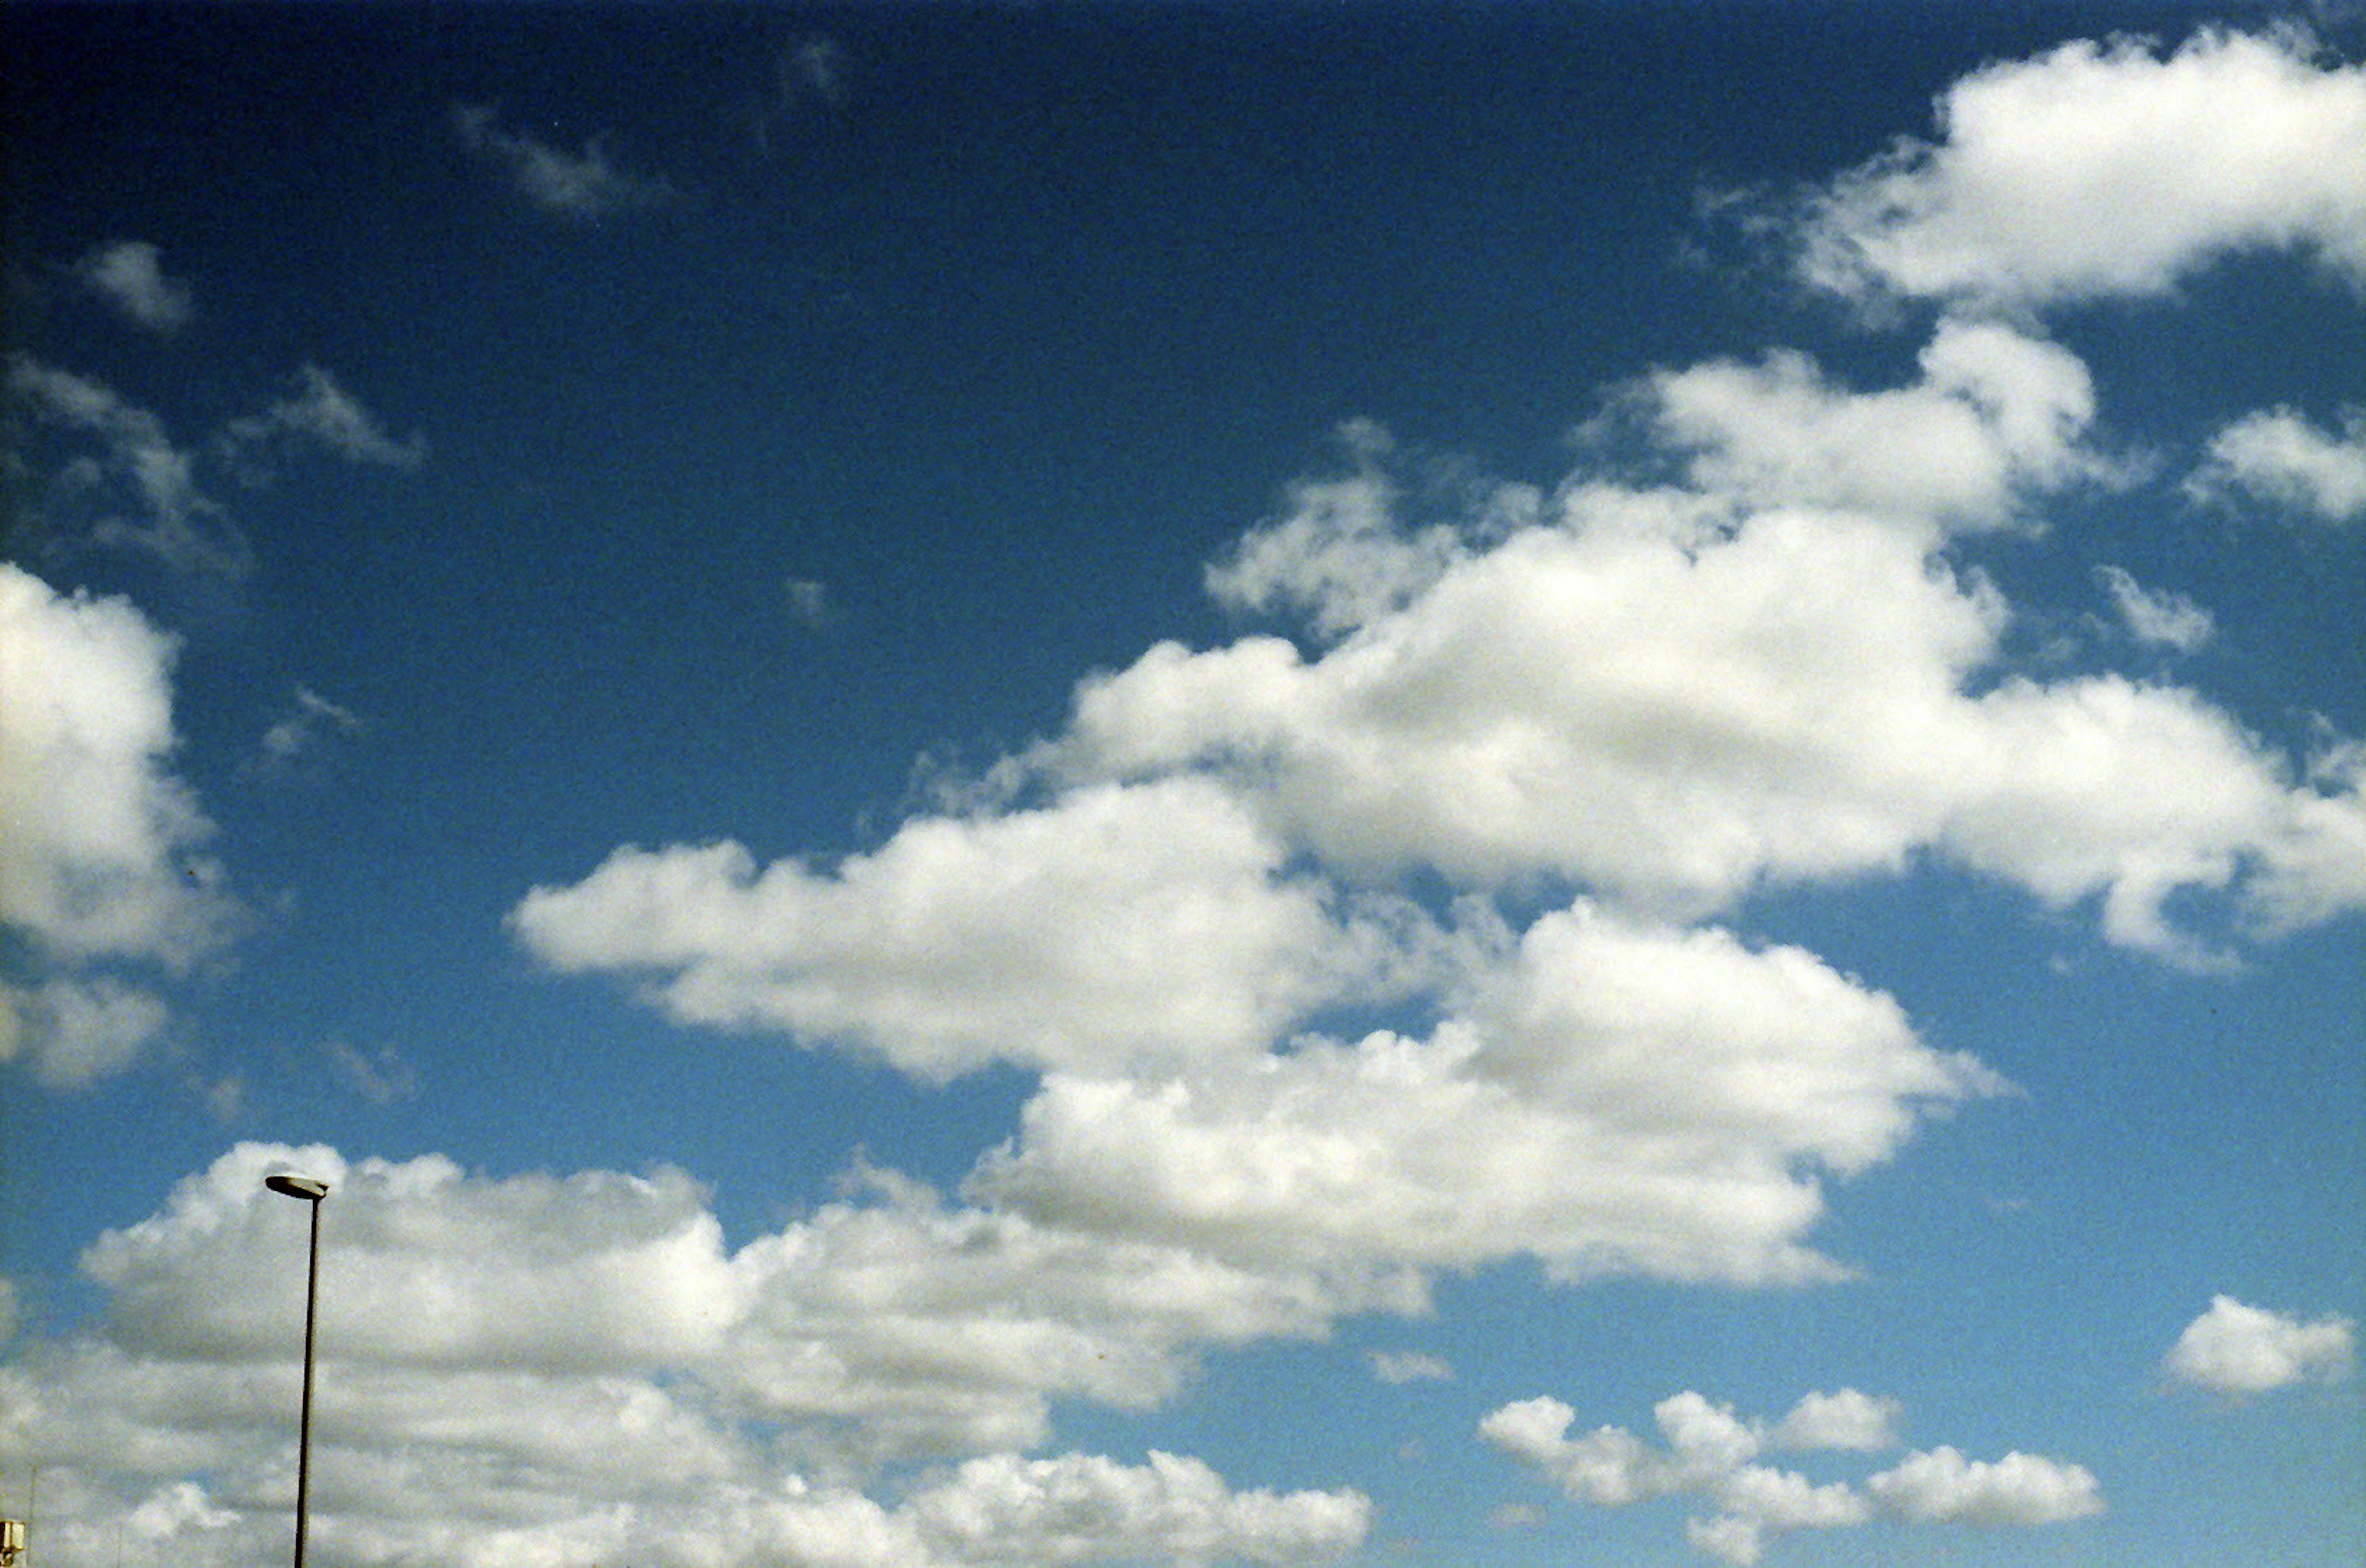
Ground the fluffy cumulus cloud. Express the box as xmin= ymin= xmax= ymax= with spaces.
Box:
xmin=2189 ymin=405 xmax=2366 ymax=524
xmin=972 ymin=908 xmax=2001 ymax=1288
xmin=1797 ymin=26 xmax=2366 ymax=308
xmin=513 ymin=776 xmax=1437 ymax=1081
xmin=2163 ymin=1295 xmax=2357 ymax=1394
xmin=1034 ymin=472 xmax=2362 ymax=964
xmin=0 ymin=566 xmax=237 ymax=1085
xmin=1634 ymin=320 xmax=2121 ymax=532
xmin=509 ymin=26 xmax=2366 ymax=1325
xmin=2 ymin=1144 xmax=1370 ymax=1567
xmin=1482 ymin=1389 xmax=2099 ymax=1564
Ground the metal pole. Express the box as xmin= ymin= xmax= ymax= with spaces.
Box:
xmin=293 ymin=1190 xmax=320 ymax=1568
xmin=266 ymin=1174 xmax=330 ymax=1568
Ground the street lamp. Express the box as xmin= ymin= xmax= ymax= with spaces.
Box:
xmin=265 ymin=1173 xmax=330 ymax=1568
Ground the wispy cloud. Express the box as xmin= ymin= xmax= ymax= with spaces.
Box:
xmin=2097 ymin=565 xmax=2214 ymax=652
xmin=323 ymin=1039 xmax=420 ymax=1106
xmin=6 ymin=353 xmax=249 ymax=575
xmin=74 ymin=240 xmax=194 ymax=333
xmin=1371 ymin=1350 xmax=1453 ymax=1384
xmin=453 ymin=104 xmax=685 ymax=221
xmin=10 ymin=352 xmax=421 ymax=575
xmin=223 ymin=365 xmax=426 ymax=471
xmin=784 ymin=576 xmax=836 ymax=630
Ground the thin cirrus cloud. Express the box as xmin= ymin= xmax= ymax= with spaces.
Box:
xmin=453 ymin=102 xmax=686 ymax=221
xmin=4 ymin=352 xmax=248 ymax=576
xmin=2097 ymin=564 xmax=2216 ymax=652
xmin=1481 ymin=1389 xmax=2101 ymax=1565
xmin=9 ymin=349 xmax=422 ymax=575
xmin=221 ymin=365 xmax=427 ymax=471
xmin=73 ymin=240 xmax=195 ymax=333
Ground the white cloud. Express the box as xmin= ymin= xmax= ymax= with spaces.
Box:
xmin=972 ymin=901 xmax=1985 ymax=1288
xmin=904 ymin=1450 xmax=1367 ymax=1566
xmin=0 ymin=976 xmax=172 ymax=1090
xmin=256 ymin=684 xmax=365 ymax=774
xmin=2164 ymin=1294 xmax=2357 ymax=1394
xmin=512 ymin=776 xmax=1435 ymax=1081
xmin=970 ymin=928 xmax=1999 ymax=1290
xmin=1370 ymin=1350 xmax=1452 ymax=1384
xmin=75 ymin=240 xmax=194 ymax=332
xmin=1484 ymin=1390 xmax=2097 ymax=1561
xmin=1769 ymin=1388 xmax=1903 ymax=1452
xmin=2188 ymin=405 xmax=2366 ymax=524
xmin=1638 ymin=320 xmax=2119 ymax=532
xmin=2097 ymin=565 xmax=2214 ymax=652
xmin=4 ymin=355 xmax=248 ymax=574
xmin=0 ymin=567 xmax=237 ymax=992
xmin=1207 ymin=458 xmax=1532 ymax=640
xmin=7 ymin=1143 xmax=1373 ymax=1567
xmin=1036 ymin=485 xmax=2362 ymax=962
xmin=1797 ymin=28 xmax=2366 ymax=309
xmin=453 ymin=103 xmax=686 ymax=220
xmin=322 ymin=1039 xmax=420 ymax=1105
xmin=223 ymin=365 xmax=425 ymax=470
xmin=1863 ymin=1445 xmax=2104 ymax=1526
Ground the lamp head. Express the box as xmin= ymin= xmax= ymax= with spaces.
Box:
xmin=265 ymin=1174 xmax=330 ymax=1201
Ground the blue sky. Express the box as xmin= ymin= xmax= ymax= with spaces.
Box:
xmin=3 ymin=3 xmax=2362 ymax=1564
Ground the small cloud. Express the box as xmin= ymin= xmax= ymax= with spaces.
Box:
xmin=0 ymin=977 xmax=172 ymax=1089
xmin=2165 ymin=1295 xmax=2356 ymax=1395
xmin=259 ymin=685 xmax=365 ymax=774
xmin=2186 ymin=405 xmax=2366 ymax=524
xmin=2096 ymin=564 xmax=2213 ymax=652
xmin=75 ymin=241 xmax=194 ymax=333
xmin=453 ymin=103 xmax=685 ymax=221
xmin=787 ymin=36 xmax=848 ymax=105
xmin=325 ymin=1039 xmax=421 ymax=1106
xmin=224 ymin=366 xmax=426 ymax=472
xmin=5 ymin=354 xmax=250 ymax=574
xmin=1371 ymin=1349 xmax=1453 ymax=1385
xmin=786 ymin=577 xmax=836 ymax=630
xmin=1771 ymin=1389 xmax=1901 ymax=1452
xmin=1489 ymin=1503 xmax=1544 ymax=1530
xmin=198 ymin=1072 xmax=245 ymax=1124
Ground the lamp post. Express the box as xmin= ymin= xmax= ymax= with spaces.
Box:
xmin=265 ymin=1174 xmax=329 ymax=1568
